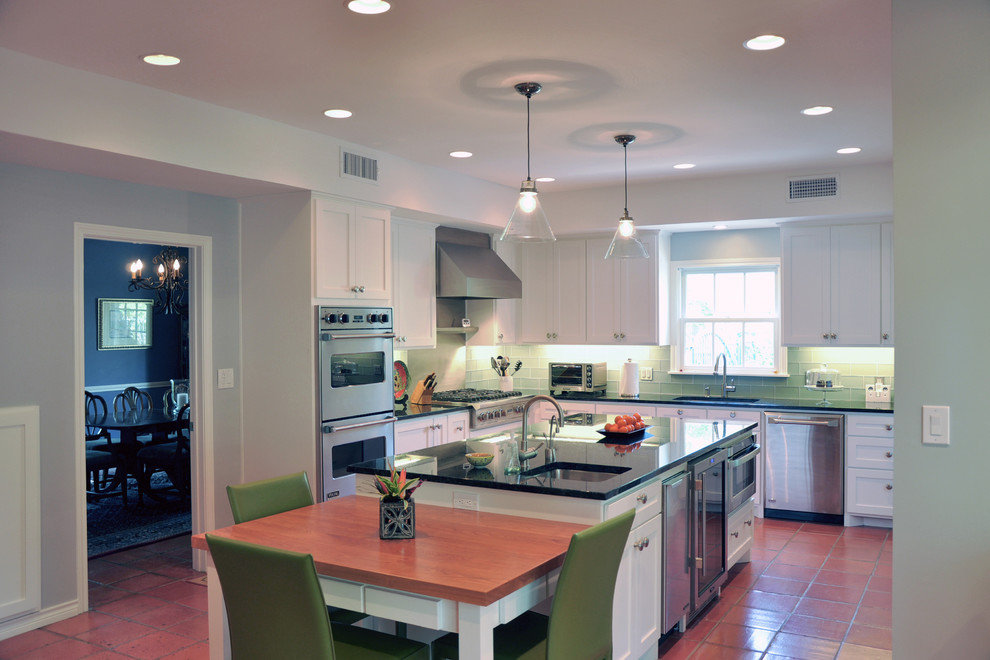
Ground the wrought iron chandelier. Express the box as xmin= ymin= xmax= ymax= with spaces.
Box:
xmin=128 ymin=246 xmax=188 ymax=315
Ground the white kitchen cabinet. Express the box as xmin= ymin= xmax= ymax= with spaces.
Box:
xmin=597 ymin=403 xmax=659 ymax=419
xmin=313 ymin=196 xmax=391 ymax=301
xmin=844 ymin=413 xmax=894 ymax=525
xmin=394 ymin=412 xmax=469 ymax=455
xmin=586 ymin=232 xmax=663 ymax=345
xmin=726 ymin=501 xmax=755 ymax=569
xmin=612 ymin=514 xmax=662 ymax=660
xmin=518 ymin=239 xmax=586 ymax=343
xmin=880 ymin=222 xmax=894 ymax=346
xmin=391 ymin=218 xmax=436 ymax=349
xmin=654 ymin=405 xmax=707 ymax=419
xmin=780 ymin=223 xmax=883 ymax=346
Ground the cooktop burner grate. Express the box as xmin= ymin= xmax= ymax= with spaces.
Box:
xmin=432 ymin=388 xmax=523 ymax=403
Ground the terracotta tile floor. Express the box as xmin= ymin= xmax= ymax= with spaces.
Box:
xmin=658 ymin=518 xmax=893 ymax=659
xmin=0 ymin=519 xmax=892 ymax=660
xmin=0 ymin=535 xmax=208 ymax=660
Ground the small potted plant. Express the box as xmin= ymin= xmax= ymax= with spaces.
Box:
xmin=374 ymin=462 xmax=421 ymax=539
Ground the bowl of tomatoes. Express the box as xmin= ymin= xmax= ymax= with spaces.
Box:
xmin=597 ymin=413 xmax=649 ymax=439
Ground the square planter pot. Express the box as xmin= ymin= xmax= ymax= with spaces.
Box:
xmin=380 ymin=498 xmax=415 ymax=539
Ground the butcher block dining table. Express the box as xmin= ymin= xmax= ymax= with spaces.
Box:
xmin=191 ymin=494 xmax=589 ymax=659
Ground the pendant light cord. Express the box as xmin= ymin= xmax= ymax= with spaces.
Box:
xmin=526 ymin=93 xmax=532 ymax=181
xmin=623 ymin=141 xmax=629 ymax=215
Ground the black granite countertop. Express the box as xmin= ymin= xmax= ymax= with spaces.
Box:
xmin=350 ymin=414 xmax=756 ymax=501
xmin=548 ymin=392 xmax=893 ymax=414
xmin=393 ymin=402 xmax=471 ymax=420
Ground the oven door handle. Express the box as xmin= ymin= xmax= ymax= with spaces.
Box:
xmin=323 ymin=332 xmax=396 ymax=340
xmin=728 ymin=444 xmax=761 ymax=469
xmin=766 ymin=416 xmax=837 ymax=427
xmin=323 ymin=416 xmax=397 ymax=433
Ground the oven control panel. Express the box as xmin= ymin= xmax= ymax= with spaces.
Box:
xmin=318 ymin=306 xmax=393 ymax=331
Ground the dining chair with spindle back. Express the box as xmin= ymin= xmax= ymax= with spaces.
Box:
xmin=135 ymin=404 xmax=191 ymax=504
xmin=85 ymin=391 xmax=128 ymax=504
xmin=114 ymin=386 xmax=153 ymax=414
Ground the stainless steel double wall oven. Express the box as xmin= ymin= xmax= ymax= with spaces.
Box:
xmin=317 ymin=306 xmax=395 ymax=500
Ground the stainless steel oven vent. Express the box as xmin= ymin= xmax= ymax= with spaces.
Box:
xmin=787 ymin=174 xmax=838 ymax=201
xmin=341 ymin=149 xmax=379 ymax=183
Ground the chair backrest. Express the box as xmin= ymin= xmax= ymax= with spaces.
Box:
xmin=114 ymin=386 xmax=153 ymax=414
xmin=165 ymin=378 xmax=190 ymax=411
xmin=226 ymin=471 xmax=314 ymax=524
xmin=205 ymin=534 xmax=336 ymax=660
xmin=84 ymin=391 xmax=109 ymax=442
xmin=546 ymin=508 xmax=636 ymax=660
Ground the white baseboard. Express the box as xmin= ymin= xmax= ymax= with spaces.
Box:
xmin=0 ymin=599 xmax=83 ymax=642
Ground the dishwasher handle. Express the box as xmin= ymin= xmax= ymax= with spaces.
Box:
xmin=766 ymin=415 xmax=839 ymax=427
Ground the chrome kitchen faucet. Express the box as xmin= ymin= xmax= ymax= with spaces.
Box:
xmin=714 ymin=353 xmax=736 ymax=398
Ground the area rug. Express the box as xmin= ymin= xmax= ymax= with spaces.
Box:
xmin=87 ymin=474 xmax=191 ymax=558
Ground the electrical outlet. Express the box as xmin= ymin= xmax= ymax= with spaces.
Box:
xmin=217 ymin=368 xmax=235 ymax=390
xmin=453 ymin=491 xmax=478 ymax=510
xmin=639 ymin=367 xmax=653 ymax=381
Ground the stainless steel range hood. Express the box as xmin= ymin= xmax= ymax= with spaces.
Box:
xmin=436 ymin=227 xmax=522 ymax=300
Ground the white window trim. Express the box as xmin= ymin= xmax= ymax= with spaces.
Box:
xmin=669 ymin=257 xmax=789 ymax=377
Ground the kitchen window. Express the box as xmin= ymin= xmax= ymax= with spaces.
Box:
xmin=672 ymin=261 xmax=786 ymax=376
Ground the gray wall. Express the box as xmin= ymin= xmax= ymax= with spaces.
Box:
xmin=0 ymin=162 xmax=243 ymax=609
xmin=893 ymin=0 xmax=990 ymax=656
xmin=670 ymin=227 xmax=780 ymax=261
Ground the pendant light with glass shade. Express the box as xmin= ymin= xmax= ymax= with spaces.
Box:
xmin=500 ymin=82 xmax=555 ymax=242
xmin=604 ymin=134 xmax=649 ymax=260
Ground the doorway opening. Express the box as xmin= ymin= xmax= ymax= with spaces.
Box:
xmin=83 ymin=239 xmax=191 ymax=557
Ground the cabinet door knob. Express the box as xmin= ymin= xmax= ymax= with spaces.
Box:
xmin=830 ymin=332 xmax=837 ymax=339
xmin=744 ymin=519 xmax=753 ymax=526
xmin=882 ymin=332 xmax=889 ymax=340
xmin=552 ymin=333 xmax=558 ymax=339
xmin=677 ymin=409 xmax=684 ymax=415
xmin=885 ymin=451 xmax=893 ymax=458
xmin=730 ymin=412 xmax=736 ymax=418
xmin=636 ymin=494 xmax=648 ymax=504
xmin=634 ymin=538 xmax=650 ymax=551
xmin=885 ymin=425 xmax=893 ymax=431
xmin=620 ymin=333 xmax=626 ymax=339
xmin=497 ymin=333 xmax=504 ymax=342
xmin=823 ymin=333 xmax=830 ymax=339
xmin=613 ymin=333 xmax=619 ymax=340
xmin=731 ymin=531 xmax=739 ymax=538
xmin=546 ymin=332 xmax=552 ymax=340
xmin=885 ymin=483 xmax=893 ymax=490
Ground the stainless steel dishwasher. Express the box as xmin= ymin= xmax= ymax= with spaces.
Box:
xmin=763 ymin=412 xmax=844 ymax=524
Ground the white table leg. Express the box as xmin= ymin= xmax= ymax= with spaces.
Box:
xmin=205 ymin=564 xmax=231 ymax=659
xmin=457 ymin=602 xmax=499 ymax=659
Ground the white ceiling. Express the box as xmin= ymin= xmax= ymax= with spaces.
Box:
xmin=0 ymin=0 xmax=891 ymax=193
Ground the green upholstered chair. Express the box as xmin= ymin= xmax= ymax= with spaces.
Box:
xmin=432 ymin=507 xmax=636 ymax=660
xmin=226 ymin=471 xmax=316 ymax=524
xmin=206 ymin=534 xmax=429 ymax=660
xmin=225 ymin=471 xmax=366 ymax=626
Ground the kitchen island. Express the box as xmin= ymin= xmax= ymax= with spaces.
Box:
xmin=350 ymin=414 xmax=757 ymax=660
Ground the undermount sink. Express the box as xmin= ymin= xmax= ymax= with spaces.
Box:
xmin=521 ymin=462 xmax=631 ymax=482
xmin=673 ymin=396 xmax=761 ymax=404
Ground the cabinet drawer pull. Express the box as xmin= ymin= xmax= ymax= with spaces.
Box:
xmin=729 ymin=412 xmax=736 ymax=418
xmin=885 ymin=484 xmax=893 ymax=490
xmin=634 ymin=538 xmax=650 ymax=551
xmin=636 ymin=494 xmax=648 ymax=504
xmin=677 ymin=409 xmax=684 ymax=415
xmin=885 ymin=451 xmax=893 ymax=458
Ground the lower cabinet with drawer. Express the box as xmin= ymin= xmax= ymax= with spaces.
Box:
xmin=726 ymin=501 xmax=755 ymax=569
xmin=844 ymin=413 xmax=894 ymax=527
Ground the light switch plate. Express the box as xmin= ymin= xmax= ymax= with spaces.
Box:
xmin=217 ymin=368 xmax=235 ymax=390
xmin=922 ymin=405 xmax=950 ymax=445
xmin=639 ymin=367 xmax=653 ymax=381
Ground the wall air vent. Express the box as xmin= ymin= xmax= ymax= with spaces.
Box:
xmin=787 ymin=174 xmax=838 ymax=201
xmin=340 ymin=149 xmax=379 ymax=184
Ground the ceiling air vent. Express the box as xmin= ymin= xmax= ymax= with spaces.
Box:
xmin=787 ymin=174 xmax=838 ymax=202
xmin=340 ymin=149 xmax=379 ymax=184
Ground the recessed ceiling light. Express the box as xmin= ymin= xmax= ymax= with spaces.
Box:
xmin=346 ymin=0 xmax=391 ymax=14
xmin=449 ymin=151 xmax=472 ymax=158
xmin=673 ymin=163 xmax=696 ymax=170
xmin=713 ymin=224 xmax=729 ymax=230
xmin=142 ymin=53 xmax=180 ymax=66
xmin=744 ymin=35 xmax=785 ymax=51
xmin=323 ymin=109 xmax=353 ymax=119
xmin=837 ymin=147 xmax=862 ymax=154
xmin=535 ymin=176 xmax=556 ymax=183
xmin=802 ymin=106 xmax=834 ymax=116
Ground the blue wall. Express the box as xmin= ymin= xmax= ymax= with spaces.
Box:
xmin=84 ymin=239 xmax=188 ymax=394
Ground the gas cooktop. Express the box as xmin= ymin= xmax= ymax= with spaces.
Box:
xmin=432 ymin=388 xmax=523 ymax=403
xmin=430 ymin=388 xmax=530 ymax=430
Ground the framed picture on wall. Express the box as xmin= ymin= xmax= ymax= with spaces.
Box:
xmin=98 ymin=298 xmax=154 ymax=350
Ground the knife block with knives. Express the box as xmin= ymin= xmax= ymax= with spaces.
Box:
xmin=409 ymin=372 xmax=437 ymax=405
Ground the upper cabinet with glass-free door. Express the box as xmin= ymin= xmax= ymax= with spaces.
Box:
xmin=780 ymin=222 xmax=884 ymax=346
xmin=313 ymin=196 xmax=391 ymax=302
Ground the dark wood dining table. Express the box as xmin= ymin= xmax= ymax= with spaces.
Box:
xmin=192 ymin=495 xmax=589 ymax=659
xmin=86 ymin=408 xmax=186 ymax=488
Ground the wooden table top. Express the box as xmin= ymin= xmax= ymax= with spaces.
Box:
xmin=192 ymin=496 xmax=588 ymax=606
